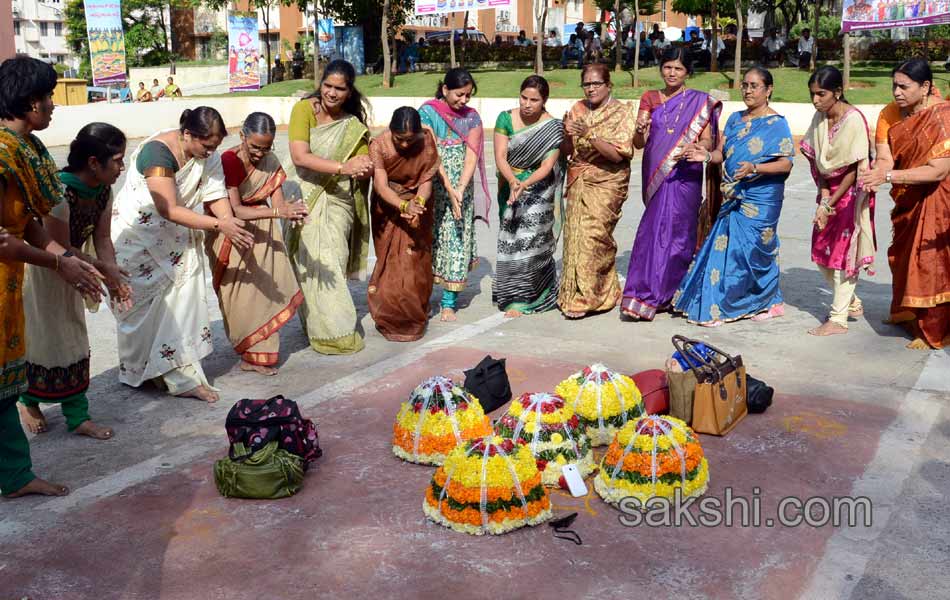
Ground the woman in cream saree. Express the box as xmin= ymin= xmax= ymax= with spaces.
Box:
xmin=284 ymin=60 xmax=373 ymax=355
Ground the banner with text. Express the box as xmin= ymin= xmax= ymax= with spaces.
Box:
xmin=415 ymin=0 xmax=512 ymax=16
xmin=841 ymin=0 xmax=950 ymax=32
xmin=227 ymin=12 xmax=261 ymax=92
xmin=83 ymin=0 xmax=127 ymax=86
xmin=318 ymin=19 xmax=337 ymax=61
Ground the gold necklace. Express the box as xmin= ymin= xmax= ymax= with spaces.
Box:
xmin=662 ymin=87 xmax=687 ymax=134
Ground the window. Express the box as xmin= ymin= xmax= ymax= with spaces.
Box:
xmin=661 ymin=0 xmax=667 ymax=21
xmin=14 ymin=21 xmax=20 ymax=35
xmin=54 ymin=22 xmax=63 ymax=36
xmin=39 ymin=22 xmax=48 ymax=36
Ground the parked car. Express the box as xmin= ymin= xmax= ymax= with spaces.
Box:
xmin=425 ymin=29 xmax=489 ymax=45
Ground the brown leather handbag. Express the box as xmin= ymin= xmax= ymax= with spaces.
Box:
xmin=671 ymin=335 xmax=747 ymax=436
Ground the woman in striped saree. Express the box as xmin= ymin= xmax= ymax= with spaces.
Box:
xmin=492 ymin=75 xmax=564 ymax=317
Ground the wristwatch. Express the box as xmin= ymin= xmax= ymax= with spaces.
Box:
xmin=885 ymin=171 xmax=893 ymax=184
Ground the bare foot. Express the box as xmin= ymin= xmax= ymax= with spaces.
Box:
xmin=700 ymin=320 xmax=724 ymax=328
xmin=240 ymin=361 xmax=278 ymax=376
xmin=620 ymin=309 xmax=641 ymax=321
xmin=504 ymin=309 xmax=523 ymax=319
xmin=906 ymin=337 xmax=931 ymax=350
xmin=808 ymin=321 xmax=848 ymax=336
xmin=73 ymin=420 xmax=114 ymax=440
xmin=848 ymin=307 xmax=864 ymax=318
xmin=4 ymin=477 xmax=69 ymax=499
xmin=440 ymin=308 xmax=457 ymax=322
xmin=563 ymin=310 xmax=585 ymax=319
xmin=17 ymin=403 xmax=47 ymax=434
xmin=179 ymin=385 xmax=219 ymax=403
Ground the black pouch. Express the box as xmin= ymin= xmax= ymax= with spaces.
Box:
xmin=746 ymin=374 xmax=774 ymax=414
xmin=463 ymin=355 xmax=512 ymax=413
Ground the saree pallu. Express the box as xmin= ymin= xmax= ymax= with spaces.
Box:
xmin=558 ymin=100 xmax=637 ymax=314
xmin=367 ymin=131 xmax=440 ymax=341
xmin=112 ymin=131 xmax=227 ymax=389
xmin=419 ymin=103 xmax=478 ymax=292
xmin=622 ymin=90 xmax=721 ymax=320
xmin=674 ymin=112 xmax=795 ymax=324
xmin=0 ymin=128 xmax=62 ymax=494
xmin=205 ymin=152 xmax=303 ymax=366
xmin=801 ymin=107 xmax=876 ymax=277
xmin=493 ymin=115 xmax=565 ymax=314
xmin=282 ymin=116 xmax=370 ymax=355
xmin=886 ymin=102 xmax=950 ymax=348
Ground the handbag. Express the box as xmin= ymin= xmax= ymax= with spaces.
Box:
xmin=665 ymin=367 xmax=697 ymax=425
xmin=214 ymin=441 xmax=305 ymax=499
xmin=225 ymin=396 xmax=322 ymax=466
xmin=671 ymin=335 xmax=747 ymax=436
xmin=746 ymin=374 xmax=774 ymax=414
xmin=631 ymin=369 xmax=670 ymax=415
xmin=463 ymin=355 xmax=512 ymax=413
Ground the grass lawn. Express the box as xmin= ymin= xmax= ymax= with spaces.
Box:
xmin=235 ymin=65 xmax=935 ymax=104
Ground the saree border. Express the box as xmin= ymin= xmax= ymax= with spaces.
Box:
xmin=25 ymin=357 xmax=90 ymax=400
xmin=233 ymin=290 xmax=305 ymax=355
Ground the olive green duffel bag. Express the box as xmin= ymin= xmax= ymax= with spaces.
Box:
xmin=214 ymin=441 xmax=305 ymax=499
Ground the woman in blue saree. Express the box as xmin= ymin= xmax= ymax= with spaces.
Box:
xmin=622 ymin=47 xmax=721 ymax=321
xmin=676 ymin=67 xmax=794 ymax=326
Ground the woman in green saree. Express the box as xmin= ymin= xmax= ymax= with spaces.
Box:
xmin=285 ymin=60 xmax=373 ymax=355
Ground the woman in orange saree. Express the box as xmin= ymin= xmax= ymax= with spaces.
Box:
xmin=367 ymin=107 xmax=440 ymax=341
xmin=205 ymin=113 xmax=307 ymax=374
xmin=861 ymin=59 xmax=950 ymax=349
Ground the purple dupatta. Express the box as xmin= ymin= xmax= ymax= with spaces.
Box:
xmin=421 ymin=99 xmax=492 ymax=224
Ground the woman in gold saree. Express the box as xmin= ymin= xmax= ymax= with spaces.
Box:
xmin=559 ymin=63 xmax=637 ymax=318
xmin=860 ymin=59 xmax=950 ymax=349
xmin=285 ymin=59 xmax=373 ymax=355
xmin=206 ymin=112 xmax=308 ymax=375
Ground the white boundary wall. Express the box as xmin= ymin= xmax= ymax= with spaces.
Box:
xmin=36 ymin=96 xmax=888 ymax=147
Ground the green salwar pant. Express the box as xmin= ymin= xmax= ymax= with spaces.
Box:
xmin=19 ymin=391 xmax=90 ymax=431
xmin=0 ymin=401 xmax=35 ymax=496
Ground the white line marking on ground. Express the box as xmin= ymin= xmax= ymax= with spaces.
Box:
xmin=22 ymin=312 xmax=507 ymax=520
xmin=799 ymin=350 xmax=949 ymax=599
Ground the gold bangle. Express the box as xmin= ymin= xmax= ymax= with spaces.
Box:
xmin=415 ymin=195 xmax=427 ymax=207
xmin=336 ymin=163 xmax=344 ymax=176
xmin=399 ymin=199 xmax=410 ymax=214
xmin=273 ymin=206 xmax=279 ymax=218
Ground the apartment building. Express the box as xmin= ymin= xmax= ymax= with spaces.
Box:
xmin=11 ymin=0 xmax=77 ymax=67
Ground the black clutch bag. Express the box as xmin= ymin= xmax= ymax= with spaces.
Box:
xmin=463 ymin=355 xmax=512 ymax=414
xmin=746 ymin=374 xmax=774 ymax=414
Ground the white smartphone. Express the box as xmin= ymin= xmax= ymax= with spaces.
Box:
xmin=561 ymin=464 xmax=588 ymax=498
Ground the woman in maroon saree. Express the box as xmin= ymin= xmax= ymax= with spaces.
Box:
xmin=622 ymin=47 xmax=721 ymax=321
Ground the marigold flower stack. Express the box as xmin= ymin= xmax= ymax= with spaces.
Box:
xmin=594 ymin=415 xmax=710 ymax=506
xmin=392 ymin=376 xmax=493 ymax=465
xmin=495 ymin=392 xmax=595 ymax=487
xmin=423 ymin=436 xmax=553 ymax=535
xmin=554 ymin=364 xmax=646 ymax=446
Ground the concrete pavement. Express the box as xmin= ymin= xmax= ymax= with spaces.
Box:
xmin=1 ymin=133 xmax=949 ymax=599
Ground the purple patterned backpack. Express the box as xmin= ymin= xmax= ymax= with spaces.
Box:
xmin=225 ymin=396 xmax=322 ymax=466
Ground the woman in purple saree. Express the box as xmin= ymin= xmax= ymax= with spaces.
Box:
xmin=621 ymin=47 xmax=721 ymax=320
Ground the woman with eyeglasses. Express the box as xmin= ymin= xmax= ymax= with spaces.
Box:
xmin=621 ymin=46 xmax=722 ymax=322
xmin=204 ymin=112 xmax=307 ymax=375
xmin=112 ymin=106 xmax=253 ymax=403
xmin=676 ymin=66 xmax=795 ymax=326
xmin=858 ymin=59 xmax=950 ymax=350
xmin=367 ymin=107 xmax=440 ymax=341
xmin=558 ymin=63 xmax=638 ymax=319
xmin=800 ymin=66 xmax=876 ymax=337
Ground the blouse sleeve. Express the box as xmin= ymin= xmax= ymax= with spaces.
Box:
xmin=199 ymin=152 xmax=228 ymax=203
xmin=638 ymin=90 xmax=660 ymax=114
xmin=288 ymin=100 xmax=316 ymax=143
xmin=875 ymin=103 xmax=899 ymax=146
xmin=368 ymin=135 xmax=387 ymax=167
xmin=220 ymin=150 xmax=246 ymax=189
xmin=135 ymin=141 xmax=178 ymax=177
xmin=494 ymin=110 xmax=513 ymax=137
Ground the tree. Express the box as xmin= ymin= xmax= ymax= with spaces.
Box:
xmin=733 ymin=0 xmax=747 ymax=88
xmin=671 ymin=0 xmax=735 ymax=72
xmin=534 ymin=0 xmax=549 ymax=75
xmin=381 ymin=0 xmax=392 ymax=87
xmin=594 ymin=0 xmax=657 ymax=86
xmin=313 ymin=0 xmax=414 ymax=77
xmin=450 ymin=13 xmax=457 ymax=68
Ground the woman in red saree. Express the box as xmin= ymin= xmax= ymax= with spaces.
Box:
xmin=205 ymin=112 xmax=308 ymax=374
xmin=860 ymin=59 xmax=950 ymax=349
xmin=368 ymin=107 xmax=440 ymax=341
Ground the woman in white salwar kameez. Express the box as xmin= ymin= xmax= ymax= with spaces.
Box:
xmin=112 ymin=107 xmax=253 ymax=403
